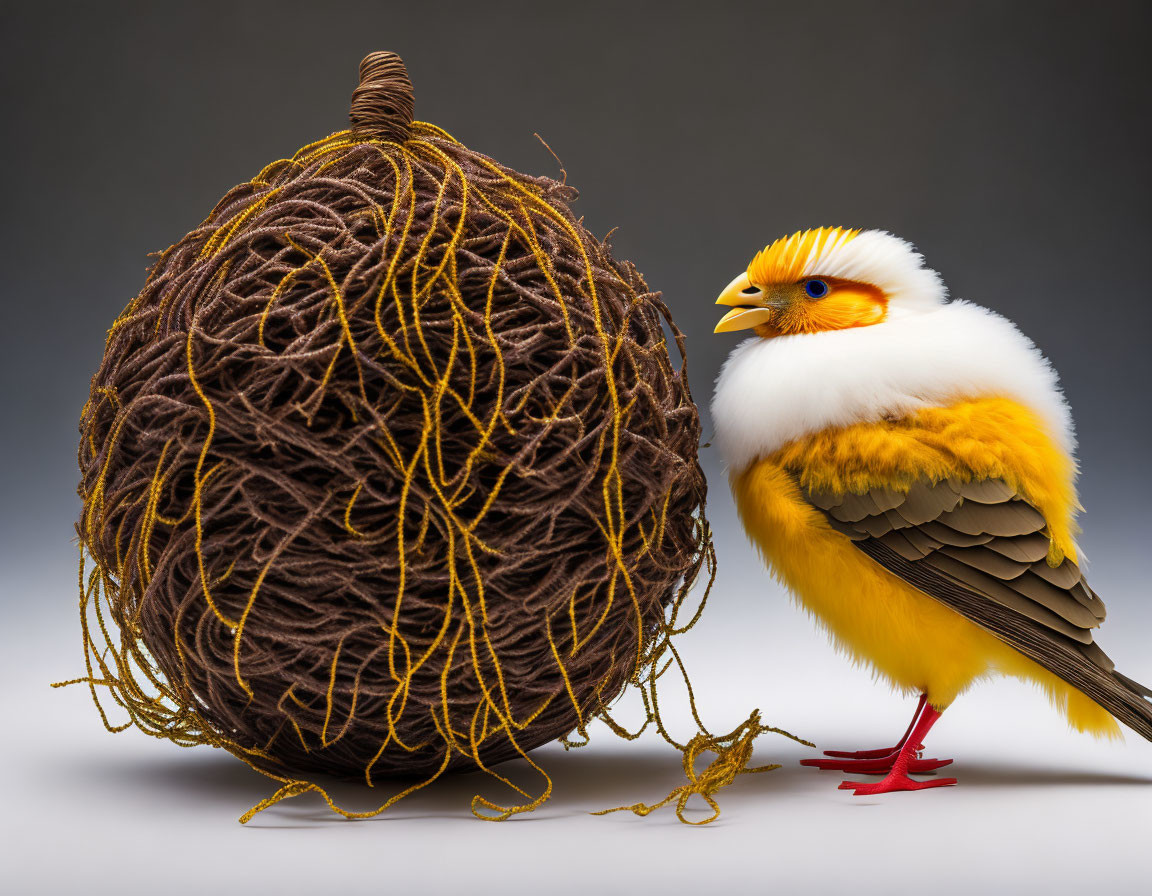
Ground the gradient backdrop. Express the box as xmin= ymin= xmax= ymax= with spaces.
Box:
xmin=2 ymin=2 xmax=1149 ymax=894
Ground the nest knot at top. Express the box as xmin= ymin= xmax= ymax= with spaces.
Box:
xmin=349 ymin=50 xmax=415 ymax=142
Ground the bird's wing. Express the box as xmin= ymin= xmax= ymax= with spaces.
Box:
xmin=807 ymin=477 xmax=1105 ymax=645
xmin=801 ymin=476 xmax=1152 ymax=737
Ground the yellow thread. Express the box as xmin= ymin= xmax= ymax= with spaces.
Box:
xmin=343 ymin=482 xmax=366 ymax=538
xmin=185 ymin=327 xmax=236 ymax=628
xmin=594 ymin=711 xmax=786 ymax=825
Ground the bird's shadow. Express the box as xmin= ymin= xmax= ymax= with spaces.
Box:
xmin=941 ymin=761 xmax=1152 ymax=789
xmin=56 ymin=733 xmax=1152 ymax=828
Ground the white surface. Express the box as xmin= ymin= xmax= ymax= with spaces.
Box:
xmin=3 ymin=468 xmax=1150 ymax=895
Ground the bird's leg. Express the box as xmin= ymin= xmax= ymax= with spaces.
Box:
xmin=838 ymin=703 xmax=958 ymax=795
xmin=819 ymin=694 xmax=927 ymax=759
xmin=800 ymin=694 xmax=953 ymax=773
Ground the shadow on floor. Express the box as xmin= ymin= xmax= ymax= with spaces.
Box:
xmin=57 ymin=735 xmax=1152 ymax=828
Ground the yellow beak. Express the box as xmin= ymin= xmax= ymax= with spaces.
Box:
xmin=714 ymin=272 xmax=774 ymax=333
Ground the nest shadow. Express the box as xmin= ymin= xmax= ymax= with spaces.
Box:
xmin=59 ymin=737 xmax=1152 ymax=828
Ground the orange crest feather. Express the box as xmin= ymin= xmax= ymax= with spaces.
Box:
xmin=747 ymin=227 xmax=861 ymax=286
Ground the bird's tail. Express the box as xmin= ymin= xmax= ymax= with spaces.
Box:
xmin=1096 ymin=669 xmax=1152 ymax=742
xmin=1011 ymin=638 xmax=1152 ymax=743
xmin=1115 ymin=670 xmax=1152 ymax=699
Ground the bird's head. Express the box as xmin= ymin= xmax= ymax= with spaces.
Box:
xmin=714 ymin=228 xmax=946 ymax=337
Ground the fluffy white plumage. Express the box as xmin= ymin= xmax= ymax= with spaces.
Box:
xmin=711 ymin=299 xmax=1075 ymax=474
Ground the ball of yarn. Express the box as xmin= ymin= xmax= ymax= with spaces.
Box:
xmin=76 ymin=52 xmax=712 ymax=809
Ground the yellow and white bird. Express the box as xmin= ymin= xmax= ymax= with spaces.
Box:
xmin=711 ymin=227 xmax=1152 ymax=795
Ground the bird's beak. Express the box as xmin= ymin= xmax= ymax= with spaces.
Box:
xmin=714 ymin=272 xmax=776 ymax=333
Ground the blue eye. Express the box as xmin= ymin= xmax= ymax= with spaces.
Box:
xmin=804 ymin=279 xmax=829 ymax=299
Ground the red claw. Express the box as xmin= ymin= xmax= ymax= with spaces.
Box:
xmin=839 ymin=773 xmax=958 ymax=795
xmin=802 ymin=754 xmax=952 ymax=774
xmin=821 ymin=747 xmax=906 ymax=760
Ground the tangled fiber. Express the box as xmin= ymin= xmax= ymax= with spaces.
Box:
xmin=62 ymin=51 xmax=803 ymax=823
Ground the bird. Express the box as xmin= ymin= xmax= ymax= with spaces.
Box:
xmin=710 ymin=227 xmax=1152 ymax=795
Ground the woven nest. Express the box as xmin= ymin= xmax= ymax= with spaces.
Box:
xmin=74 ymin=52 xmax=719 ymax=817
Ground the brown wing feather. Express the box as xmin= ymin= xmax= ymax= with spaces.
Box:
xmin=926 ymin=554 xmax=1094 ymax=643
xmin=804 ymin=476 xmax=1152 ymax=741
xmin=983 ymin=532 xmax=1050 ymax=562
xmin=918 ymin=520 xmax=994 ymax=547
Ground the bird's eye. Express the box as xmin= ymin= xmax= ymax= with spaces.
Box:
xmin=804 ymin=279 xmax=829 ymax=299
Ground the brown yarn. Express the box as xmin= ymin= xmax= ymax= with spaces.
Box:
xmin=349 ymin=50 xmax=414 ymax=141
xmin=63 ymin=52 xmax=806 ymax=823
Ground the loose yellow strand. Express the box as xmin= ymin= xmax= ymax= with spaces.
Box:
xmin=184 ymin=327 xmax=237 ymax=628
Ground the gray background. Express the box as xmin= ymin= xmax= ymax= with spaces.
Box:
xmin=2 ymin=2 xmax=1149 ymax=893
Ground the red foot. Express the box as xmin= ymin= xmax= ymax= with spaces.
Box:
xmin=804 ymin=694 xmax=959 ymax=796
xmin=839 ymin=771 xmax=958 ymax=795
xmin=801 ymin=754 xmax=952 ymax=774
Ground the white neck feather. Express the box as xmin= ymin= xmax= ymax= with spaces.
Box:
xmin=710 ymin=301 xmax=1075 ymax=473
